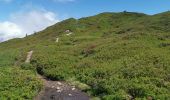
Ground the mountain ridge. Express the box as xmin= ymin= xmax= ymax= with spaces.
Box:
xmin=1 ymin=11 xmax=170 ymax=43
xmin=0 ymin=11 xmax=170 ymax=99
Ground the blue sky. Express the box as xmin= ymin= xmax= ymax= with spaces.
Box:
xmin=1 ymin=0 xmax=170 ymax=20
xmin=0 ymin=0 xmax=170 ymax=41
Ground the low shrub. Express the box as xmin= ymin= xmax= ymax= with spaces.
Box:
xmin=21 ymin=63 xmax=35 ymax=70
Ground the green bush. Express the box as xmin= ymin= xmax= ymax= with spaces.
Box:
xmin=0 ymin=67 xmax=42 ymax=99
xmin=21 ymin=63 xmax=35 ymax=70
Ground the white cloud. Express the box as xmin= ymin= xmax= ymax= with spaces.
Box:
xmin=11 ymin=10 xmax=59 ymax=35
xmin=0 ymin=21 xmax=22 ymax=41
xmin=0 ymin=9 xmax=59 ymax=41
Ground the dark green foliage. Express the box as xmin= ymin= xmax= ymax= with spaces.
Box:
xmin=159 ymin=43 xmax=170 ymax=47
xmin=21 ymin=63 xmax=35 ymax=70
xmin=0 ymin=67 xmax=42 ymax=99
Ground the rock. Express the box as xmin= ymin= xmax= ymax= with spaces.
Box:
xmin=57 ymin=82 xmax=62 ymax=85
xmin=57 ymin=90 xmax=62 ymax=93
xmin=65 ymin=30 xmax=70 ymax=33
xmin=72 ymin=88 xmax=76 ymax=90
xmin=57 ymin=87 xmax=60 ymax=90
xmin=68 ymin=94 xmax=72 ymax=96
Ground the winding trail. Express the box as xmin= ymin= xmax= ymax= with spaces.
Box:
xmin=25 ymin=51 xmax=90 ymax=100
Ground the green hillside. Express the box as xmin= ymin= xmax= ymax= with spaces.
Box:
xmin=0 ymin=11 xmax=170 ymax=99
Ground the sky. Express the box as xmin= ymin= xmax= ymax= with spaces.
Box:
xmin=1 ymin=0 xmax=170 ymax=41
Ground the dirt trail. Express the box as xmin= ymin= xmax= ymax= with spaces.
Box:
xmin=25 ymin=50 xmax=33 ymax=63
xmin=35 ymin=75 xmax=90 ymax=100
xmin=25 ymin=51 xmax=90 ymax=100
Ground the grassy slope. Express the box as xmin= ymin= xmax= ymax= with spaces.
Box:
xmin=0 ymin=67 xmax=42 ymax=99
xmin=0 ymin=11 xmax=170 ymax=99
xmin=0 ymin=44 xmax=42 ymax=99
